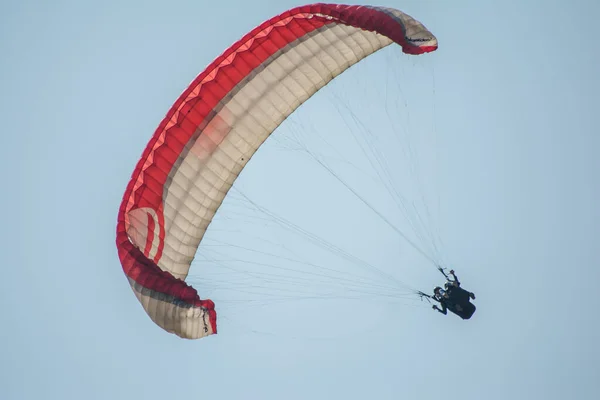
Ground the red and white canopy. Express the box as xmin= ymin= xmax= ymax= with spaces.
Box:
xmin=116 ymin=3 xmax=437 ymax=339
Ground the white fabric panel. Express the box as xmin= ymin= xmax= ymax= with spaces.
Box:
xmin=132 ymin=283 xmax=214 ymax=339
xmin=372 ymin=6 xmax=437 ymax=47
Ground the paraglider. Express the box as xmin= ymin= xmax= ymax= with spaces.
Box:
xmin=431 ymin=270 xmax=476 ymax=319
xmin=115 ymin=3 xmax=439 ymax=339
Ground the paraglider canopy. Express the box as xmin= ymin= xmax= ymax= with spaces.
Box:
xmin=116 ymin=3 xmax=438 ymax=339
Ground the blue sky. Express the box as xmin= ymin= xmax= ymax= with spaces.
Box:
xmin=3 ymin=0 xmax=599 ymax=399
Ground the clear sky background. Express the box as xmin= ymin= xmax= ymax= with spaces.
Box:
xmin=3 ymin=0 xmax=599 ymax=399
